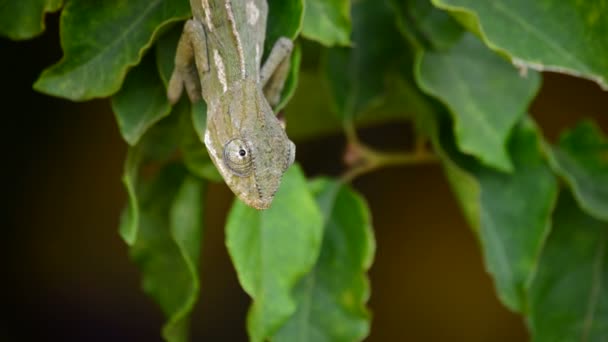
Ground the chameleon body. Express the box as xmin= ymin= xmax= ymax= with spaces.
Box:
xmin=168 ymin=0 xmax=295 ymax=210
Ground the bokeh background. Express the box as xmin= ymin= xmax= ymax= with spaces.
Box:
xmin=3 ymin=15 xmax=608 ymax=342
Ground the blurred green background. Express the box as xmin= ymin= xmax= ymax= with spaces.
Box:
xmin=3 ymin=15 xmax=608 ymax=342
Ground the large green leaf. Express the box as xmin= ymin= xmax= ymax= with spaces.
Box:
xmin=416 ymin=33 xmax=541 ymax=171
xmin=547 ymin=121 xmax=608 ymax=222
xmin=432 ymin=0 xmax=608 ymax=90
xmin=33 ymin=0 xmax=190 ymax=101
xmin=0 ymin=0 xmax=62 ymax=40
xmin=120 ymin=164 xmax=204 ymax=342
xmin=324 ymin=0 xmax=405 ymax=122
xmin=226 ymin=165 xmax=323 ymax=342
xmin=301 ymin=0 xmax=351 ymax=46
xmin=119 ymin=102 xmax=206 ymax=341
xmin=274 ymin=179 xmax=375 ymax=342
xmin=528 ymin=191 xmax=608 ymax=341
xmin=434 ymin=117 xmax=558 ymax=312
xmin=112 ymin=51 xmax=171 ymax=145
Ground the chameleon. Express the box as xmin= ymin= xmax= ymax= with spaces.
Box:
xmin=167 ymin=0 xmax=296 ymax=210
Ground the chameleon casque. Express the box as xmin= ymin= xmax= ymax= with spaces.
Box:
xmin=168 ymin=0 xmax=295 ymax=210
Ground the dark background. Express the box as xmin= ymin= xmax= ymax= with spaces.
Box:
xmin=3 ymin=15 xmax=608 ymax=342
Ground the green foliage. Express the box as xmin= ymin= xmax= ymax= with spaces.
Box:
xmin=112 ymin=52 xmax=172 ymax=145
xmin=301 ymin=0 xmax=351 ymax=46
xmin=417 ymin=33 xmax=541 ymax=171
xmin=432 ymin=0 xmax=608 ymax=90
xmin=34 ymin=0 xmax=190 ymax=100
xmin=227 ymin=165 xmax=324 ymax=342
xmin=0 ymin=0 xmax=62 ymax=40
xmin=547 ymin=121 xmax=608 ymax=222
xmin=274 ymin=179 xmax=374 ymax=342
xmin=11 ymin=0 xmax=608 ymax=341
xmin=434 ymin=117 xmax=558 ymax=312
xmin=324 ymin=0 xmax=404 ymax=122
xmin=528 ymin=191 xmax=608 ymax=341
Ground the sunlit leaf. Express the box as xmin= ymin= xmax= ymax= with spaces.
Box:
xmin=548 ymin=120 xmax=608 ymax=222
xmin=0 ymin=0 xmax=62 ymax=40
xmin=528 ymin=191 xmax=608 ymax=340
xmin=274 ymin=179 xmax=375 ymax=342
xmin=226 ymin=165 xmax=323 ymax=342
xmin=432 ymin=0 xmax=608 ymax=90
xmin=34 ymin=0 xmax=190 ymax=100
xmin=417 ymin=33 xmax=541 ymax=171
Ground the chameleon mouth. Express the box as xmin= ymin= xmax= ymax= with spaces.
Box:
xmin=247 ymin=196 xmax=274 ymax=210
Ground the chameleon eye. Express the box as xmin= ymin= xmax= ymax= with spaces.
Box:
xmin=223 ymin=138 xmax=253 ymax=177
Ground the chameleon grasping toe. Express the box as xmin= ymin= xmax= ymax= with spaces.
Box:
xmin=167 ymin=0 xmax=296 ymax=210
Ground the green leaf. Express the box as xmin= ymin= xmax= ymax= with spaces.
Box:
xmin=226 ymin=164 xmax=323 ymax=342
xmin=121 ymin=164 xmax=204 ymax=342
xmin=435 ymin=117 xmax=558 ymax=312
xmin=432 ymin=0 xmax=608 ymax=90
xmin=324 ymin=0 xmax=405 ymax=121
xmin=33 ymin=0 xmax=191 ymax=101
xmin=112 ymin=51 xmax=171 ymax=145
xmin=547 ymin=121 xmax=608 ymax=222
xmin=528 ymin=191 xmax=608 ymax=341
xmin=274 ymin=179 xmax=375 ymax=342
xmin=266 ymin=0 xmax=303 ymax=56
xmin=416 ymin=33 xmax=541 ymax=171
xmin=0 ymin=0 xmax=62 ymax=40
xmin=301 ymin=0 xmax=351 ymax=46
xmin=391 ymin=0 xmax=463 ymax=51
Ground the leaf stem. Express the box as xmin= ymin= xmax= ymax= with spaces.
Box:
xmin=341 ymin=123 xmax=438 ymax=183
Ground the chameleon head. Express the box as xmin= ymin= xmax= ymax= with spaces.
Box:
xmin=203 ymin=81 xmax=296 ymax=210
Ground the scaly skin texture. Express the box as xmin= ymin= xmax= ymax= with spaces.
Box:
xmin=169 ymin=0 xmax=295 ymax=209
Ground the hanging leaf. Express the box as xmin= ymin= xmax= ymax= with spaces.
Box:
xmin=0 ymin=0 xmax=63 ymax=40
xmin=433 ymin=116 xmax=558 ymax=312
xmin=274 ymin=179 xmax=375 ymax=342
xmin=391 ymin=0 xmax=463 ymax=51
xmin=34 ymin=0 xmax=190 ymax=100
xmin=324 ymin=0 xmax=405 ymax=121
xmin=226 ymin=165 xmax=323 ymax=342
xmin=301 ymin=0 xmax=351 ymax=46
xmin=431 ymin=0 xmax=608 ymax=90
xmin=528 ymin=191 xmax=608 ymax=340
xmin=547 ymin=120 xmax=608 ymax=222
xmin=112 ymin=51 xmax=171 ymax=145
xmin=120 ymin=164 xmax=205 ymax=342
xmin=265 ymin=0 xmax=303 ymax=56
xmin=416 ymin=33 xmax=541 ymax=171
